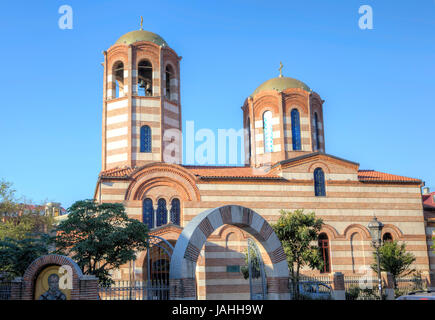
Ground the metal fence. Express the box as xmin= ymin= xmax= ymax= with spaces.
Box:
xmin=98 ymin=281 xmax=147 ymax=300
xmin=344 ymin=276 xmax=381 ymax=300
xmin=288 ymin=275 xmax=333 ymax=299
xmin=0 ymin=281 xmax=12 ymax=300
xmin=98 ymin=280 xmax=170 ymax=300
xmin=395 ymin=276 xmax=426 ymax=296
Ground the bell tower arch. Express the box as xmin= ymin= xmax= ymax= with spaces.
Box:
xmin=102 ymin=22 xmax=182 ymax=171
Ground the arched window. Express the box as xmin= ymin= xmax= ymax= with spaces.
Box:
xmin=318 ymin=233 xmax=330 ymax=273
xmin=383 ymin=233 xmax=393 ymax=242
xmin=291 ymin=108 xmax=301 ymax=151
xmin=314 ymin=168 xmax=326 ymax=196
xmin=156 ymin=198 xmax=168 ymax=227
xmin=140 ymin=125 xmax=152 ymax=153
xmin=113 ymin=61 xmax=124 ymax=98
xmin=263 ymin=111 xmax=273 ymax=153
xmin=314 ymin=112 xmax=320 ymax=151
xmin=165 ymin=65 xmax=174 ymax=100
xmin=143 ymin=198 xmax=154 ymax=229
xmin=170 ymin=198 xmax=180 ymax=226
xmin=138 ymin=60 xmax=153 ymax=97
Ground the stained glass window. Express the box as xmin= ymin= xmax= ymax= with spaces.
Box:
xmin=291 ymin=109 xmax=301 ymax=151
xmin=170 ymin=198 xmax=180 ymax=226
xmin=143 ymin=198 xmax=154 ymax=229
xmin=263 ymin=111 xmax=273 ymax=153
xmin=140 ymin=125 xmax=152 ymax=153
xmin=156 ymin=198 xmax=168 ymax=227
xmin=314 ymin=168 xmax=326 ymax=196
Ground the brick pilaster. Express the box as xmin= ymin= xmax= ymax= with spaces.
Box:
xmin=330 ymin=272 xmax=345 ymax=300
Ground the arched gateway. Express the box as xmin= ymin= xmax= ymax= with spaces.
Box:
xmin=169 ymin=205 xmax=290 ymax=300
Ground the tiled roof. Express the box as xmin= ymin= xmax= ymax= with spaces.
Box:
xmin=183 ymin=166 xmax=281 ymax=180
xmin=423 ymin=192 xmax=435 ymax=209
xmin=99 ymin=166 xmax=421 ymax=184
xmin=357 ymin=170 xmax=421 ymax=183
xmin=99 ymin=167 xmax=135 ymax=178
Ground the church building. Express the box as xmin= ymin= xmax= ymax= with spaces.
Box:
xmin=94 ymin=26 xmax=431 ymax=299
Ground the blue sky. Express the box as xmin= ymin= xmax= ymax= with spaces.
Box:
xmin=0 ymin=0 xmax=434 ymax=208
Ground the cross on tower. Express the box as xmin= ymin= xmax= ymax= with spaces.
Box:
xmin=279 ymin=62 xmax=283 ymax=78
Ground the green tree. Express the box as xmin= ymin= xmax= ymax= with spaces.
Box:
xmin=240 ymin=245 xmax=261 ymax=280
xmin=0 ymin=179 xmax=19 ymax=217
xmin=371 ymin=240 xmax=416 ymax=288
xmin=52 ymin=200 xmax=149 ymax=285
xmin=271 ymin=209 xmax=324 ymax=299
xmin=0 ymin=179 xmax=55 ymax=240
xmin=0 ymin=236 xmax=49 ymax=279
xmin=0 ymin=213 xmax=54 ymax=241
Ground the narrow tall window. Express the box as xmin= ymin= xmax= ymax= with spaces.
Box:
xmin=314 ymin=112 xmax=320 ymax=151
xmin=140 ymin=125 xmax=152 ymax=152
xmin=156 ymin=198 xmax=168 ymax=227
xmin=291 ymin=108 xmax=301 ymax=151
xmin=314 ymin=167 xmax=326 ymax=196
xmin=247 ymin=118 xmax=252 ymax=160
xmin=165 ymin=65 xmax=174 ymax=100
xmin=318 ymin=233 xmax=330 ymax=273
xmin=263 ymin=111 xmax=273 ymax=153
xmin=138 ymin=60 xmax=153 ymax=97
xmin=170 ymin=198 xmax=180 ymax=226
xmin=113 ymin=61 xmax=124 ymax=98
xmin=143 ymin=198 xmax=154 ymax=230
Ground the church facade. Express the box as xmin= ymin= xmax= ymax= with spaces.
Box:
xmin=94 ymin=27 xmax=432 ymax=299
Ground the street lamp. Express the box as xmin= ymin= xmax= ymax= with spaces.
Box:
xmin=368 ymin=216 xmax=384 ymax=300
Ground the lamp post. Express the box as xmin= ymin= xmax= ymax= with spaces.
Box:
xmin=368 ymin=216 xmax=384 ymax=300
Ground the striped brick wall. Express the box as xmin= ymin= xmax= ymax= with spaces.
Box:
xmin=182 ymin=181 xmax=428 ymax=274
xmin=102 ymin=41 xmax=182 ymax=170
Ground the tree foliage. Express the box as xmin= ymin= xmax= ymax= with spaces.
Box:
xmin=0 ymin=179 xmax=54 ymax=241
xmin=0 ymin=236 xmax=49 ymax=279
xmin=0 ymin=179 xmax=18 ymax=216
xmin=52 ymin=200 xmax=149 ymax=285
xmin=371 ymin=240 xmax=416 ymax=288
xmin=271 ymin=209 xmax=324 ymax=299
xmin=240 ymin=245 xmax=261 ymax=280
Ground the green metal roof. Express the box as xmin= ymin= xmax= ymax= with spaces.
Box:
xmin=115 ymin=30 xmax=168 ymax=47
xmin=252 ymin=76 xmax=310 ymax=96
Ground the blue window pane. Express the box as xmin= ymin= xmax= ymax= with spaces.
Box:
xmin=263 ymin=111 xmax=273 ymax=153
xmin=291 ymin=109 xmax=301 ymax=151
xmin=156 ymin=198 xmax=167 ymax=227
xmin=143 ymin=198 xmax=154 ymax=229
xmin=140 ymin=125 xmax=152 ymax=152
xmin=314 ymin=168 xmax=326 ymax=196
xmin=170 ymin=198 xmax=180 ymax=226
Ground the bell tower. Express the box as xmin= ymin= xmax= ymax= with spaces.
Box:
xmin=242 ymin=64 xmax=326 ymax=168
xmin=101 ymin=21 xmax=182 ymax=171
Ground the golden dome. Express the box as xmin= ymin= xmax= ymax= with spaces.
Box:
xmin=115 ymin=30 xmax=168 ymax=47
xmin=252 ymin=76 xmax=310 ymax=96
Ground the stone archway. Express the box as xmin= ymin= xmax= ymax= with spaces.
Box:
xmin=169 ymin=205 xmax=289 ymax=300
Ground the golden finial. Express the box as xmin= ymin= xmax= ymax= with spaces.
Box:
xmin=140 ymin=16 xmax=143 ymax=30
xmin=279 ymin=62 xmax=283 ymax=78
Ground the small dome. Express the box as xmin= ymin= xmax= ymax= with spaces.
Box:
xmin=115 ymin=30 xmax=168 ymax=47
xmin=252 ymin=76 xmax=310 ymax=96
